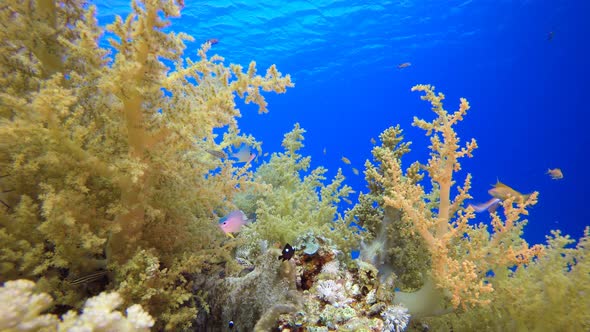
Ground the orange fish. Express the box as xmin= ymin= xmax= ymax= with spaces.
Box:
xmin=547 ymin=168 xmax=563 ymax=180
xmin=488 ymin=180 xmax=531 ymax=202
xmin=471 ymin=180 xmax=532 ymax=213
xmin=397 ymin=62 xmax=411 ymax=69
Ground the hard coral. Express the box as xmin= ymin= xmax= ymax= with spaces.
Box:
xmin=0 ymin=280 xmax=58 ymax=331
xmin=0 ymin=279 xmax=154 ymax=332
xmin=381 ymin=305 xmax=411 ymax=332
xmin=59 ymin=292 xmax=154 ymax=332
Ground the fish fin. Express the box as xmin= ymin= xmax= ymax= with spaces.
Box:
xmin=488 ymin=202 xmax=499 ymax=213
xmin=470 ymin=198 xmax=501 ymax=213
xmin=494 ymin=179 xmax=509 ymax=188
xmin=226 ymin=232 xmax=235 ymax=239
xmin=225 ymin=210 xmax=246 ymax=220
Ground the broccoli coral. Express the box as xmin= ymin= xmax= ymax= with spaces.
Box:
xmin=356 ymin=125 xmax=430 ymax=290
xmin=235 ymin=123 xmax=360 ymax=255
xmin=0 ymin=0 xmax=292 ymax=329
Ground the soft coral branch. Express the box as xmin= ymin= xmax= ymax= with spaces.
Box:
xmin=383 ymin=85 xmax=541 ymax=310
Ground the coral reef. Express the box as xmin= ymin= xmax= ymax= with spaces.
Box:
xmin=354 ymin=125 xmax=430 ymax=290
xmin=205 ymin=235 xmax=410 ymax=331
xmin=422 ymin=227 xmax=590 ymax=331
xmin=1 ymin=0 xmax=588 ymax=330
xmin=190 ymin=240 xmax=300 ymax=331
xmin=0 ymin=279 xmax=154 ymax=332
xmin=0 ymin=280 xmax=58 ymax=331
xmin=361 ymin=85 xmax=543 ymax=314
xmin=0 ymin=0 xmax=291 ymax=329
xmin=274 ymin=241 xmax=408 ymax=331
xmin=235 ymin=123 xmax=361 ymax=257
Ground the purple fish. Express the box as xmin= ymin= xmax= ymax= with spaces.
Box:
xmin=219 ymin=210 xmax=248 ymax=235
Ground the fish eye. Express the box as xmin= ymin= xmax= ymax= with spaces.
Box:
xmin=223 ymin=222 xmax=227 ymax=225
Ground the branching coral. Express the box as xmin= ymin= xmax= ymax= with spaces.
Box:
xmin=270 ymin=244 xmax=408 ymax=331
xmin=0 ymin=0 xmax=292 ymax=329
xmin=371 ymin=85 xmax=543 ymax=312
xmin=0 ymin=279 xmax=154 ymax=332
xmin=235 ymin=123 xmax=360 ymax=255
xmin=423 ymin=227 xmax=590 ymax=331
xmin=355 ymin=125 xmax=430 ymax=290
xmin=0 ymin=279 xmax=58 ymax=331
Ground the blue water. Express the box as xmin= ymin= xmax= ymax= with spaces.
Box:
xmin=95 ymin=1 xmax=589 ymax=246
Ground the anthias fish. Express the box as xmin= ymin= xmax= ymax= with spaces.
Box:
xmin=488 ymin=180 xmax=530 ymax=201
xmin=547 ymin=168 xmax=563 ymax=180
xmin=397 ymin=62 xmax=411 ymax=69
xmin=471 ymin=180 xmax=532 ymax=213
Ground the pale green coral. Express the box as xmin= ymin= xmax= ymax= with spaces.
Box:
xmin=236 ymin=123 xmax=360 ymax=255
xmin=201 ymin=247 xmax=300 ymax=331
xmin=353 ymin=126 xmax=430 ymax=290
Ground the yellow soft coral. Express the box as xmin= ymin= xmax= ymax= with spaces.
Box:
xmin=383 ymin=85 xmax=542 ymax=311
xmin=0 ymin=0 xmax=292 ymax=329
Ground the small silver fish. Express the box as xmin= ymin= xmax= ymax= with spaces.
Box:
xmin=232 ymin=145 xmax=255 ymax=163
xmin=206 ymin=149 xmax=227 ymax=159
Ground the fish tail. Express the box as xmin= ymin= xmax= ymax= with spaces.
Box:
xmin=470 ymin=198 xmax=501 ymax=213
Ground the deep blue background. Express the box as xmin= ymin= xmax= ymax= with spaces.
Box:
xmin=95 ymin=1 xmax=589 ymax=245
